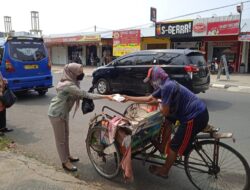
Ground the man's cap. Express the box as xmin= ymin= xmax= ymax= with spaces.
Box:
xmin=143 ymin=66 xmax=169 ymax=83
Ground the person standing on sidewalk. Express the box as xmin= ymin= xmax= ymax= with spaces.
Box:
xmin=48 ymin=63 xmax=113 ymax=172
xmin=217 ymin=54 xmax=230 ymax=80
xmin=0 ymin=73 xmax=13 ymax=136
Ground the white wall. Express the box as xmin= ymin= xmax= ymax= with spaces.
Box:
xmin=51 ymin=46 xmax=67 ymax=65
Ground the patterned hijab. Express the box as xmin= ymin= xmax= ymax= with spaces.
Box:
xmin=144 ymin=66 xmax=168 ymax=89
xmin=56 ymin=63 xmax=83 ymax=118
xmin=56 ymin=63 xmax=83 ymax=91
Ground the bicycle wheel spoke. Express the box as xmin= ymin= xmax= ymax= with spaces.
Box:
xmin=185 ymin=140 xmax=249 ymax=190
xmin=86 ymin=126 xmax=121 ymax=179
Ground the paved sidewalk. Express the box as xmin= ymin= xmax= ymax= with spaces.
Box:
xmin=52 ymin=65 xmax=95 ymax=77
xmin=210 ymin=73 xmax=250 ymax=93
xmin=0 ymin=150 xmax=101 ymax=190
xmin=52 ymin=65 xmax=250 ymax=93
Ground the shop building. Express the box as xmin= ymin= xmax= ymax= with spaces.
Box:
xmin=204 ymin=35 xmax=240 ymax=72
xmin=44 ymin=28 xmax=170 ymax=66
xmin=44 ymin=34 xmax=103 ymax=66
xmin=239 ymin=33 xmax=250 ymax=73
xmin=156 ymin=15 xmax=242 ymax=72
xmin=194 ymin=15 xmax=241 ymax=72
xmin=238 ymin=19 xmax=250 ymax=73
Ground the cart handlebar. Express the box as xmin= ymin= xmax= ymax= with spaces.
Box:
xmin=101 ymin=106 xmax=125 ymax=117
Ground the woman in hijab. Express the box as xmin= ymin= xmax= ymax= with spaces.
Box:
xmin=48 ymin=63 xmax=112 ymax=172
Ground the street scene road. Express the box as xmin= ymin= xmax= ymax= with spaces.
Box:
xmin=1 ymin=0 xmax=250 ymax=189
xmin=5 ymin=73 xmax=250 ymax=190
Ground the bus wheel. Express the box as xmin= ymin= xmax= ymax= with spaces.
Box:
xmin=37 ymin=90 xmax=47 ymax=96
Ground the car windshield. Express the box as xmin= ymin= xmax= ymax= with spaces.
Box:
xmin=8 ymin=40 xmax=47 ymax=62
xmin=188 ymin=53 xmax=206 ymax=66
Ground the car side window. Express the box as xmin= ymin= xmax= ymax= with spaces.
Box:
xmin=135 ymin=55 xmax=155 ymax=65
xmin=158 ymin=53 xmax=185 ymax=65
xmin=116 ymin=56 xmax=136 ymax=66
xmin=171 ymin=55 xmax=187 ymax=65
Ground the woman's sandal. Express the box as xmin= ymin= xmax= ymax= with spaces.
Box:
xmin=62 ymin=163 xmax=77 ymax=172
xmin=149 ymin=165 xmax=168 ymax=179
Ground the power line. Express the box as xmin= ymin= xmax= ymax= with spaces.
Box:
xmin=160 ymin=1 xmax=250 ymax=22
xmin=122 ymin=0 xmax=250 ymax=30
xmin=68 ymin=1 xmax=250 ymax=36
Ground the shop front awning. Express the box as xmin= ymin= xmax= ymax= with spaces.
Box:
xmin=44 ymin=35 xmax=101 ymax=46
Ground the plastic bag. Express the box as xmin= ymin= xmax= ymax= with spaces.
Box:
xmin=81 ymin=87 xmax=95 ymax=114
xmin=1 ymin=87 xmax=17 ymax=108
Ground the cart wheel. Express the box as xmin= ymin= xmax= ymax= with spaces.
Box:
xmin=86 ymin=126 xmax=121 ymax=179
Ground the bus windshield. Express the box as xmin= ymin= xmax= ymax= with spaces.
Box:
xmin=8 ymin=39 xmax=47 ymax=62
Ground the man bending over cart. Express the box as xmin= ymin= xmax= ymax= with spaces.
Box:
xmin=123 ymin=66 xmax=209 ymax=178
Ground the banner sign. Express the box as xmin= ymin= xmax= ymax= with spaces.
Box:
xmin=113 ymin=30 xmax=141 ymax=57
xmin=192 ymin=15 xmax=240 ymax=37
xmin=150 ymin=7 xmax=157 ymax=22
xmin=44 ymin=35 xmax=101 ymax=44
xmin=207 ymin=20 xmax=239 ymax=36
xmin=156 ymin=21 xmax=193 ymax=38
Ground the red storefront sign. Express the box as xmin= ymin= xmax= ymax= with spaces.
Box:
xmin=113 ymin=30 xmax=140 ymax=45
xmin=113 ymin=30 xmax=141 ymax=56
xmin=193 ymin=23 xmax=206 ymax=33
xmin=207 ymin=20 xmax=239 ymax=36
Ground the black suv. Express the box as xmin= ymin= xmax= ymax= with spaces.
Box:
xmin=92 ymin=49 xmax=210 ymax=95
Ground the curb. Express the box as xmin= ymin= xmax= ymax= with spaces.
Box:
xmin=210 ymin=83 xmax=242 ymax=89
xmin=52 ymin=70 xmax=92 ymax=77
xmin=210 ymin=83 xmax=228 ymax=89
xmin=210 ymin=83 xmax=250 ymax=89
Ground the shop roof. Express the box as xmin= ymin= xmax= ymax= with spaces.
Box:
xmin=44 ymin=26 xmax=156 ymax=39
xmin=44 ymin=16 xmax=250 ymax=40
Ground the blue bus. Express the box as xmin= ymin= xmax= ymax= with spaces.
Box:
xmin=0 ymin=34 xmax=53 ymax=95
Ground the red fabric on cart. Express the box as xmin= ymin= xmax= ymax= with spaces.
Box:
xmin=106 ymin=117 xmax=134 ymax=182
xmin=120 ymin=146 xmax=133 ymax=182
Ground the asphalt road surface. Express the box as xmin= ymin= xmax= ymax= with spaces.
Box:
xmin=6 ymin=73 xmax=250 ymax=190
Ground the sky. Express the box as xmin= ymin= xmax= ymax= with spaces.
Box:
xmin=0 ymin=0 xmax=250 ymax=35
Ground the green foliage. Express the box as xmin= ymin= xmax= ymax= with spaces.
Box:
xmin=0 ymin=137 xmax=11 ymax=150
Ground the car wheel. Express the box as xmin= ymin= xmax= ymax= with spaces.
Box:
xmin=96 ymin=79 xmax=110 ymax=94
xmin=37 ymin=90 xmax=47 ymax=96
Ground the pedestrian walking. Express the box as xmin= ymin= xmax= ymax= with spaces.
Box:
xmin=217 ymin=54 xmax=230 ymax=80
xmin=48 ymin=63 xmax=112 ymax=172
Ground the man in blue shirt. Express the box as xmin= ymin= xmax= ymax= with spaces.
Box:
xmin=123 ymin=66 xmax=209 ymax=178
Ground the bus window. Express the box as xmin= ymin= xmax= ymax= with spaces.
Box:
xmin=8 ymin=40 xmax=46 ymax=62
